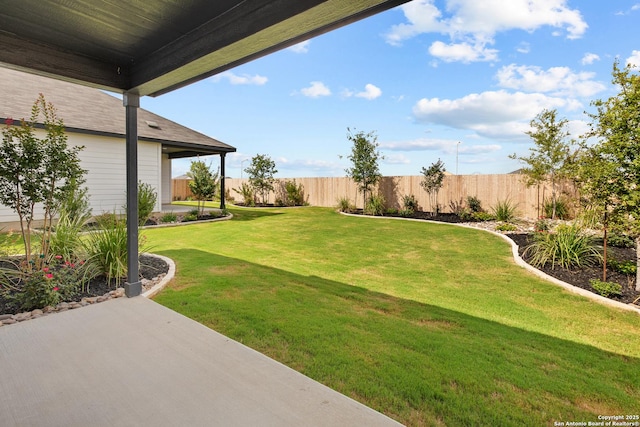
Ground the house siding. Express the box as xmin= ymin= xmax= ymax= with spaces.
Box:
xmin=0 ymin=130 xmax=162 ymax=225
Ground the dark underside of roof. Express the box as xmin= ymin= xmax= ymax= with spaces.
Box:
xmin=0 ymin=0 xmax=409 ymax=97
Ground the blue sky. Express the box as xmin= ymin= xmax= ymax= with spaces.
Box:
xmin=141 ymin=0 xmax=640 ymax=178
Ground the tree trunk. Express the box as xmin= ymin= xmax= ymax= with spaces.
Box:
xmin=636 ymin=237 xmax=640 ymax=291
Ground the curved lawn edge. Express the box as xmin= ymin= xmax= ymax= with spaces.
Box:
xmin=140 ymin=213 xmax=233 ymax=230
xmin=142 ymin=253 xmax=176 ymax=299
xmin=340 ymin=211 xmax=640 ymax=315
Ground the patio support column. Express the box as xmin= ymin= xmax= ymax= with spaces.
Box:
xmin=220 ymin=153 xmax=226 ymax=209
xmin=124 ymin=92 xmax=141 ymax=297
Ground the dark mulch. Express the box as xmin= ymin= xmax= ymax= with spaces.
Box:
xmin=0 ymin=254 xmax=169 ymax=316
xmin=508 ymin=233 xmax=639 ymax=305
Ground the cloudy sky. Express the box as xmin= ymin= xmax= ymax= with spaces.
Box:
xmin=141 ymin=0 xmax=640 ymax=178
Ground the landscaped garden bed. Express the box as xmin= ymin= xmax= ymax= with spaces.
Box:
xmin=0 ymin=254 xmax=169 ymax=318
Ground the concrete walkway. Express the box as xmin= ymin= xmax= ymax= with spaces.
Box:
xmin=0 ymin=297 xmax=402 ymax=427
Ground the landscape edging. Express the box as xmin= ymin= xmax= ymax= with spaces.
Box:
xmin=142 ymin=253 xmax=176 ymax=299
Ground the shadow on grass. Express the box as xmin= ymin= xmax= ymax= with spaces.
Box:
xmin=226 ymin=207 xmax=283 ymax=222
xmin=154 ymin=248 xmax=639 ymax=427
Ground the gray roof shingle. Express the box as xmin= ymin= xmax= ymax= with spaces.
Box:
xmin=0 ymin=67 xmax=235 ymax=154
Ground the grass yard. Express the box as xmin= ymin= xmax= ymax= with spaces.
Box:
xmin=147 ymin=205 xmax=640 ymax=426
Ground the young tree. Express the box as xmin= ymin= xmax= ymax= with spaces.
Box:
xmin=245 ymin=154 xmax=277 ymax=204
xmin=345 ymin=128 xmax=382 ymax=209
xmin=509 ymin=109 xmax=572 ymax=219
xmin=187 ymin=159 xmax=219 ymax=216
xmin=581 ymin=60 xmax=640 ymax=290
xmin=420 ymin=159 xmax=446 ymax=217
xmin=0 ymin=95 xmax=84 ymax=268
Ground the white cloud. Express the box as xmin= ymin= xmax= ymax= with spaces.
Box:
xmin=429 ymin=40 xmax=498 ymax=63
xmin=212 ymin=71 xmax=268 ymax=85
xmin=385 ymin=0 xmax=587 ymax=63
xmin=383 ymin=154 xmax=411 ymax=165
xmin=381 ymin=138 xmax=454 ymax=152
xmin=412 ymin=90 xmax=582 ymax=139
xmin=300 ymin=81 xmax=331 ymax=98
xmin=355 ymin=84 xmax=382 ymax=100
xmin=495 ymin=64 xmax=606 ymax=97
xmin=581 ymin=53 xmax=600 ymax=65
xmin=516 ymin=42 xmax=530 ymax=54
xmin=626 ymin=50 xmax=640 ymax=68
xmin=276 ymin=157 xmax=343 ymax=174
xmin=288 ymin=40 xmax=311 ymax=54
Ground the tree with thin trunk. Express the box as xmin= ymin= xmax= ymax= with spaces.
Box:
xmin=509 ymin=109 xmax=572 ymax=219
xmin=245 ymin=154 xmax=277 ymax=205
xmin=345 ymin=128 xmax=382 ymax=210
xmin=581 ymin=60 xmax=640 ymax=291
xmin=187 ymin=159 xmax=219 ymax=217
xmin=420 ymin=159 xmax=446 ymax=217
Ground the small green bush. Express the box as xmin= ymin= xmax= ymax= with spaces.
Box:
xmin=535 ymin=218 xmax=550 ymax=233
xmin=49 ymin=211 xmax=85 ymax=263
xmin=608 ymin=233 xmax=635 ymax=248
xmin=590 ymin=279 xmax=622 ymax=298
xmin=402 ymin=194 xmax=419 ymax=214
xmin=496 ymin=223 xmax=517 ymax=232
xmin=234 ymin=183 xmax=255 ymax=206
xmin=492 ymin=199 xmax=518 ymax=222
xmin=137 ymin=181 xmax=157 ymax=226
xmin=337 ymin=197 xmax=354 ymax=213
xmin=467 ymin=196 xmax=483 ymax=213
xmin=543 ymin=197 xmax=570 ymax=220
xmin=459 ymin=208 xmax=474 ymax=222
xmin=160 ymin=212 xmax=177 ymax=223
xmin=449 ymin=198 xmax=465 ymax=216
xmin=609 ymin=259 xmax=637 ymax=275
xmin=472 ymin=211 xmax=495 ymax=222
xmin=364 ymin=194 xmax=385 ymax=216
xmin=182 ymin=213 xmax=198 ymax=222
xmin=83 ymin=217 xmax=128 ymax=287
xmin=524 ymin=224 xmax=602 ymax=269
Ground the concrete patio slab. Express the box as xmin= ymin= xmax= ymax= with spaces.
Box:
xmin=0 ymin=297 xmax=402 ymax=427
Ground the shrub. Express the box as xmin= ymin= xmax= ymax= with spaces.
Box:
xmin=535 ymin=218 xmax=550 ymax=233
xmin=459 ymin=208 xmax=474 ymax=222
xmin=449 ymin=198 xmax=465 ymax=216
xmin=49 ymin=210 xmax=85 ymax=263
xmin=492 ymin=199 xmax=518 ymax=222
xmin=496 ymin=223 xmax=517 ymax=232
xmin=472 ymin=211 xmax=495 ymax=222
xmin=83 ymin=216 xmax=129 ymax=287
xmin=337 ymin=197 xmax=354 ymax=213
xmin=467 ymin=196 xmax=483 ymax=213
xmin=364 ymin=194 xmax=385 ymax=216
xmin=590 ymin=279 xmax=622 ymax=298
xmin=182 ymin=213 xmax=198 ymax=222
xmin=402 ymin=194 xmax=419 ymax=214
xmin=94 ymin=212 xmax=118 ymax=229
xmin=137 ymin=181 xmax=157 ymax=226
xmin=524 ymin=224 xmax=602 ymax=269
xmin=608 ymin=233 xmax=634 ymax=248
xmin=609 ymin=259 xmax=637 ymax=276
xmin=160 ymin=212 xmax=177 ymax=223
xmin=275 ymin=179 xmax=307 ymax=206
xmin=234 ymin=182 xmax=255 ymax=206
xmin=543 ymin=197 xmax=570 ymax=220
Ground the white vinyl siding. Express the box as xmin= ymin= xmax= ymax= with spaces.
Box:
xmin=0 ymin=131 xmax=162 ymax=225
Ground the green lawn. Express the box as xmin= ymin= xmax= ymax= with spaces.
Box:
xmin=147 ymin=205 xmax=640 ymax=426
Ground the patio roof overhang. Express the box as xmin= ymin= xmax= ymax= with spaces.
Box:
xmin=0 ymin=0 xmax=410 ymax=296
xmin=0 ymin=0 xmax=409 ymax=97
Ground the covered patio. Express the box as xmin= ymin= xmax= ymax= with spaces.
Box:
xmin=0 ymin=1 xmax=410 ymax=425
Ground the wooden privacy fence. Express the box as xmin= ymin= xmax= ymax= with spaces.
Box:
xmin=173 ymin=175 xmax=571 ymax=219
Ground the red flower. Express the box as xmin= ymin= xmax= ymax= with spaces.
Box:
xmin=53 ymin=287 xmax=59 ymax=292
xmin=5 ymin=117 xmax=13 ymax=126
xmin=55 ymin=255 xmax=62 ymax=260
xmin=45 ymin=273 xmax=54 ymax=279
xmin=43 ymin=267 xmax=49 ymax=272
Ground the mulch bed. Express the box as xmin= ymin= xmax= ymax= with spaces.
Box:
xmin=0 ymin=254 xmax=169 ymax=316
